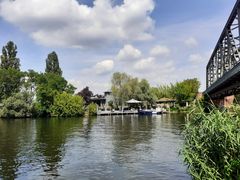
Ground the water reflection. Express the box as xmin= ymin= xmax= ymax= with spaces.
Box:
xmin=0 ymin=115 xmax=190 ymax=179
xmin=0 ymin=119 xmax=36 ymax=179
xmin=34 ymin=118 xmax=84 ymax=177
xmin=109 ymin=116 xmax=156 ymax=164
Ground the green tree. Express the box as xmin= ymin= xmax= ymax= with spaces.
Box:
xmin=111 ymin=72 xmax=158 ymax=108
xmin=111 ymin=72 xmax=131 ymax=109
xmin=0 ymin=68 xmax=23 ymax=102
xmin=35 ymin=73 xmax=76 ymax=116
xmin=22 ymin=69 xmax=39 ymax=93
xmin=137 ymin=79 xmax=155 ymax=106
xmin=151 ymin=84 xmax=176 ymax=100
xmin=0 ymin=41 xmax=20 ymax=70
xmin=87 ymin=103 xmax=97 ymax=116
xmin=0 ymin=91 xmax=34 ymax=118
xmin=0 ymin=41 xmax=23 ymax=102
xmin=174 ymin=78 xmax=200 ymax=105
xmin=45 ymin=51 xmax=62 ymax=76
xmin=128 ymin=77 xmax=142 ymax=100
xmin=50 ymin=92 xmax=84 ymax=117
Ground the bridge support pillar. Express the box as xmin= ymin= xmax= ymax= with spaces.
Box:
xmin=212 ymin=95 xmax=235 ymax=108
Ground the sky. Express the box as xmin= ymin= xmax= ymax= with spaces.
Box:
xmin=0 ymin=0 xmax=237 ymax=94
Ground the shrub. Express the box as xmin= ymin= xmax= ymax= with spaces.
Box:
xmin=50 ymin=92 xmax=84 ymax=117
xmin=182 ymin=105 xmax=240 ymax=179
xmin=0 ymin=92 xmax=34 ymax=118
xmin=87 ymin=103 xmax=97 ymax=116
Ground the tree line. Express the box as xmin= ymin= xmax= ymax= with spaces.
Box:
xmin=111 ymin=72 xmax=200 ymax=109
xmin=0 ymin=41 xmax=96 ymax=118
xmin=0 ymin=41 xmax=200 ymax=118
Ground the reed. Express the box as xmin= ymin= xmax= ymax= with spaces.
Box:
xmin=182 ymin=104 xmax=240 ymax=179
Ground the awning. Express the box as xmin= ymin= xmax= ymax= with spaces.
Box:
xmin=126 ymin=99 xmax=142 ymax=104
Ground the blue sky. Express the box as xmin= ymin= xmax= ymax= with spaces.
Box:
xmin=0 ymin=0 xmax=236 ymax=93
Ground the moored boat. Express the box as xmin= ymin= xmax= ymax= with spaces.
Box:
xmin=138 ymin=109 xmax=153 ymax=115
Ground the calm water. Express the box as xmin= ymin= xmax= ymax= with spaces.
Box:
xmin=0 ymin=114 xmax=191 ymax=180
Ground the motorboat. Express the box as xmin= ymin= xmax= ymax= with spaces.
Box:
xmin=138 ymin=109 xmax=153 ymax=115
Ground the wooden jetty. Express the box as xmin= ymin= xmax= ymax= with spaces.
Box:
xmin=97 ymin=110 xmax=138 ymax=116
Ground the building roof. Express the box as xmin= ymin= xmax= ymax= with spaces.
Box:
xmin=156 ymin=98 xmax=176 ymax=103
xmin=126 ymin=99 xmax=142 ymax=104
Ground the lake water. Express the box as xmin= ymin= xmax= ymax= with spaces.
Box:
xmin=0 ymin=114 xmax=191 ymax=180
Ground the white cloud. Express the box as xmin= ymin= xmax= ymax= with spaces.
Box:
xmin=116 ymin=44 xmax=142 ymax=61
xmin=150 ymin=45 xmax=170 ymax=57
xmin=93 ymin=59 xmax=114 ymax=75
xmin=188 ymin=53 xmax=206 ymax=64
xmin=184 ymin=37 xmax=198 ymax=47
xmin=68 ymin=78 xmax=110 ymax=94
xmin=0 ymin=0 xmax=155 ymax=48
xmin=133 ymin=57 xmax=155 ymax=71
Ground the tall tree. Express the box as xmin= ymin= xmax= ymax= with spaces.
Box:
xmin=111 ymin=72 xmax=132 ymax=109
xmin=0 ymin=41 xmax=23 ymax=102
xmin=45 ymin=51 xmax=62 ymax=76
xmin=0 ymin=41 xmax=20 ymax=70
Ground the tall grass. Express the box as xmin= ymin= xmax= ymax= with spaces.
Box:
xmin=182 ymin=104 xmax=240 ymax=179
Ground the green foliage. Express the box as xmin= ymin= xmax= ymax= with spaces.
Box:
xmin=0 ymin=41 xmax=81 ymax=118
xmin=0 ymin=41 xmax=23 ymax=102
xmin=0 ymin=68 xmax=24 ymax=102
xmin=0 ymin=41 xmax=20 ymax=71
xmin=151 ymin=84 xmax=175 ymax=99
xmin=111 ymin=72 xmax=155 ymax=108
xmin=0 ymin=91 xmax=34 ymax=118
xmin=173 ymin=78 xmax=200 ymax=105
xmin=50 ymin=92 xmax=84 ymax=117
xmin=182 ymin=104 xmax=240 ymax=179
xmin=137 ymin=79 xmax=155 ymax=106
xmin=45 ymin=51 xmax=62 ymax=76
xmin=111 ymin=72 xmax=131 ymax=108
xmin=151 ymin=79 xmax=200 ymax=106
xmin=21 ymin=69 xmax=39 ymax=94
xmin=87 ymin=103 xmax=97 ymax=116
xmin=35 ymin=73 xmax=76 ymax=116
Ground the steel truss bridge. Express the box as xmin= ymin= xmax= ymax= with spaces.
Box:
xmin=205 ymin=0 xmax=240 ymax=99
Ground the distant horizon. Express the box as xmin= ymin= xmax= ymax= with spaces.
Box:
xmin=0 ymin=0 xmax=236 ymax=93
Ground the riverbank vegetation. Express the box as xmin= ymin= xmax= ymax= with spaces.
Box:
xmin=111 ymin=72 xmax=200 ymax=109
xmin=0 ymin=41 xmax=200 ymax=118
xmin=182 ymin=104 xmax=240 ymax=179
xmin=0 ymin=41 xmax=94 ymax=118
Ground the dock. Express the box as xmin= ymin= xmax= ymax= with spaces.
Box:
xmin=97 ymin=110 xmax=138 ymax=116
xmin=97 ymin=110 xmax=168 ymax=116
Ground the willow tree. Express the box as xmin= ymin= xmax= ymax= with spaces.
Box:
xmin=111 ymin=72 xmax=131 ymax=109
xmin=45 ymin=51 xmax=62 ymax=76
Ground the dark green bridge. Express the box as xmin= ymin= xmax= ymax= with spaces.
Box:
xmin=205 ymin=0 xmax=240 ymax=99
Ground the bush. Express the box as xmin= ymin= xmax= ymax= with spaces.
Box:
xmin=50 ymin=92 xmax=84 ymax=117
xmin=87 ymin=103 xmax=97 ymax=116
xmin=182 ymin=105 xmax=240 ymax=179
xmin=0 ymin=92 xmax=34 ymax=118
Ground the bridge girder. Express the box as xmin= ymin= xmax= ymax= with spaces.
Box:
xmin=206 ymin=0 xmax=240 ymax=98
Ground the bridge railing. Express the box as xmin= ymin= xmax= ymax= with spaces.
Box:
xmin=206 ymin=0 xmax=240 ymax=88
